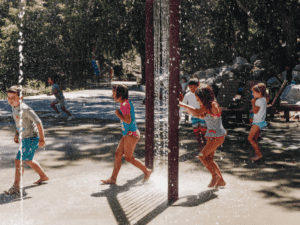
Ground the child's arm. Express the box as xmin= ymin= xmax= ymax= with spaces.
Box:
xmin=118 ymin=100 xmax=132 ymax=124
xmin=115 ymin=109 xmax=131 ymax=124
xmin=47 ymin=87 xmax=57 ymax=96
xmin=179 ymin=102 xmax=206 ymax=117
xmin=210 ymin=101 xmax=222 ymax=116
xmin=25 ymin=108 xmax=46 ymax=147
xmin=179 ymin=94 xmax=189 ymax=120
xmin=14 ymin=130 xmax=19 ymax=143
xmin=37 ymin=123 xmax=46 ymax=147
xmin=251 ymin=98 xmax=260 ymax=114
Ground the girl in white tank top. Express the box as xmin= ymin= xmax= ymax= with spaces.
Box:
xmin=248 ymin=83 xmax=268 ymax=162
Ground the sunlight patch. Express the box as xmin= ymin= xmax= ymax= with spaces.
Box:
xmin=150 ymin=174 xmax=168 ymax=192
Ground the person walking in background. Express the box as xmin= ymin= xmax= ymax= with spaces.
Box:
xmin=47 ymin=76 xmax=74 ymax=120
xmin=110 ymin=67 xmax=114 ymax=82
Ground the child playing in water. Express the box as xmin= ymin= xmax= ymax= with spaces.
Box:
xmin=248 ymin=83 xmax=268 ymax=161
xmin=4 ymin=86 xmax=49 ymax=195
xmin=101 ymin=84 xmax=152 ymax=184
xmin=179 ymin=78 xmax=207 ymax=152
xmin=180 ymin=86 xmax=227 ymax=188
xmin=47 ymin=76 xmax=74 ymax=120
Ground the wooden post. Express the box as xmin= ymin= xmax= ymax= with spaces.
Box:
xmin=145 ymin=0 xmax=154 ymax=170
xmin=168 ymin=0 xmax=180 ymax=202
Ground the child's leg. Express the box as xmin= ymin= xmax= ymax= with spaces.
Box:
xmin=254 ymin=129 xmax=261 ymax=141
xmin=24 ymin=160 xmax=49 ymax=184
xmin=50 ymin=102 xmax=60 ymax=114
xmin=123 ymin=136 xmax=150 ymax=175
xmin=13 ymin=159 xmax=23 ymax=188
xmin=248 ymin=125 xmax=263 ymax=160
xmin=110 ymin=137 xmax=125 ymax=181
xmin=198 ymin=137 xmax=225 ymax=187
xmin=123 ymin=135 xmax=152 ymax=182
xmin=199 ymin=133 xmax=207 ymax=150
xmin=200 ymin=137 xmax=224 ymax=157
xmin=61 ymin=106 xmax=72 ymax=116
xmin=206 ymin=153 xmax=226 ymax=188
xmin=4 ymin=160 xmax=22 ymax=194
xmin=193 ymin=127 xmax=205 ymax=152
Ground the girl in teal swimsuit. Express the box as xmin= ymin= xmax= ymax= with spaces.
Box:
xmin=101 ymin=84 xmax=152 ymax=184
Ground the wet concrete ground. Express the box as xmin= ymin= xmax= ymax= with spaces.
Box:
xmin=0 ymin=90 xmax=300 ymax=225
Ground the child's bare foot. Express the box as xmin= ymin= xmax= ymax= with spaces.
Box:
xmin=101 ymin=178 xmax=116 ymax=184
xmin=208 ymin=175 xmax=221 ymax=188
xmin=34 ymin=176 xmax=49 ymax=184
xmin=214 ymin=178 xmax=226 ymax=188
xmin=142 ymin=169 xmax=152 ymax=183
xmin=250 ymin=155 xmax=263 ymax=162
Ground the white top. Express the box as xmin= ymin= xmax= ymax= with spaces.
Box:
xmin=253 ymin=97 xmax=267 ymax=123
xmin=12 ymin=102 xmax=42 ymax=139
xmin=179 ymin=92 xmax=200 ymax=117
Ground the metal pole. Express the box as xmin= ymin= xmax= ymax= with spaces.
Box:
xmin=145 ymin=0 xmax=155 ymax=170
xmin=168 ymin=0 xmax=180 ymax=202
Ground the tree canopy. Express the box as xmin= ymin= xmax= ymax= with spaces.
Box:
xmin=0 ymin=0 xmax=299 ymax=89
xmin=180 ymin=0 xmax=300 ymax=78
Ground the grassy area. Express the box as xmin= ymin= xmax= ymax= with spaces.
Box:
xmin=65 ymin=87 xmax=84 ymax=92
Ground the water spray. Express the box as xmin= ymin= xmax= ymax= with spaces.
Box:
xmin=154 ymin=0 xmax=170 ymax=158
xmin=18 ymin=0 xmax=25 ymax=223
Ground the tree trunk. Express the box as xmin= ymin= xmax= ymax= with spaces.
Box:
xmin=145 ymin=0 xmax=154 ymax=169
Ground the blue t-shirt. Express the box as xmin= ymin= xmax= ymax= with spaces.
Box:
xmin=52 ymin=84 xmax=64 ymax=101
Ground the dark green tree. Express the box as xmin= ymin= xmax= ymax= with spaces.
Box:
xmin=0 ymin=0 xmax=20 ymax=89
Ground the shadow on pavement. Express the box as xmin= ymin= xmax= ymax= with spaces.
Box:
xmin=175 ymin=120 xmax=300 ymax=211
xmin=0 ymin=184 xmax=45 ymax=205
xmin=172 ymin=189 xmax=219 ymax=207
xmin=1 ymin=112 xmax=300 ymax=212
xmin=0 ymin=193 xmax=32 ymax=205
xmin=91 ymin=175 xmax=170 ymax=225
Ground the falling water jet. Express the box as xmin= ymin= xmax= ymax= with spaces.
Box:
xmin=154 ymin=0 xmax=169 ymax=161
xmin=18 ymin=1 xmax=25 ymax=224
xmin=146 ymin=0 xmax=180 ymax=202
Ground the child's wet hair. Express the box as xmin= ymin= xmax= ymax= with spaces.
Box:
xmin=195 ymin=86 xmax=215 ymax=112
xmin=113 ymin=84 xmax=128 ymax=100
xmin=252 ymin=83 xmax=266 ymax=97
xmin=188 ymin=78 xmax=199 ymax=86
xmin=7 ymin=85 xmax=22 ymax=97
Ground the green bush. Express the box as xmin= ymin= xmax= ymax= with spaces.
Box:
xmin=0 ymin=90 xmax=7 ymax=100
